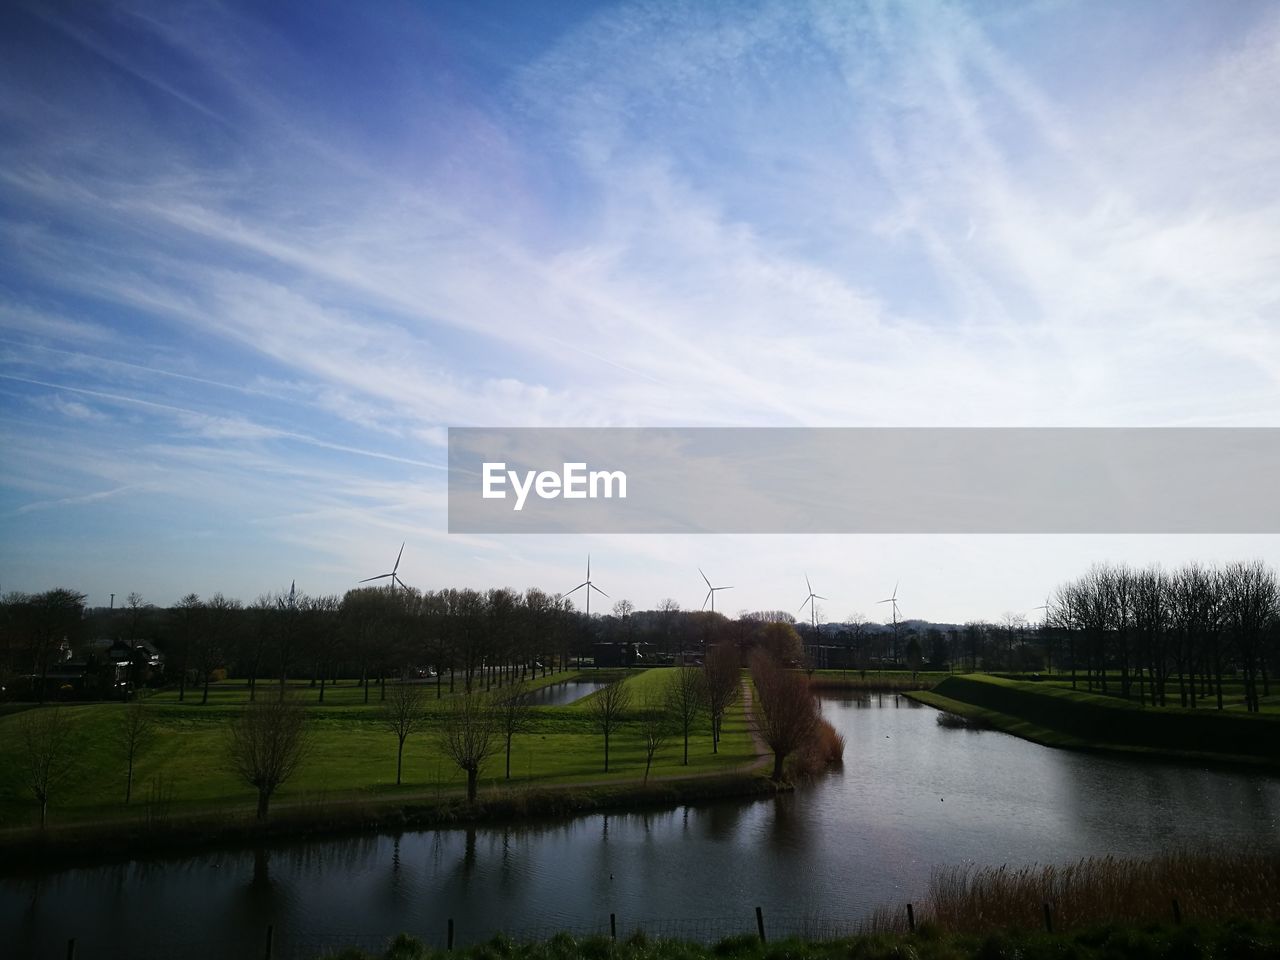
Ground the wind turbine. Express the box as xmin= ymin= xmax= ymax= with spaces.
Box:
xmin=879 ymin=581 xmax=902 ymax=663
xmin=1031 ymin=594 xmax=1053 ymax=624
xmin=562 ymin=555 xmax=609 ymax=618
xmin=699 ymin=568 xmax=733 ymax=613
xmin=361 ymin=542 xmax=408 ymax=591
xmin=798 ymin=574 xmax=827 ymax=633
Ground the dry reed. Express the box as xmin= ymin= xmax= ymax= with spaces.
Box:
xmin=923 ymin=850 xmax=1280 ymax=934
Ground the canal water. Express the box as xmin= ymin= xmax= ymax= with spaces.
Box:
xmin=4 ymin=694 xmax=1278 ymax=959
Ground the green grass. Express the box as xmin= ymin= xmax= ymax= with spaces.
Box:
xmin=910 ymin=674 xmax=1280 ymax=765
xmin=0 ymin=668 xmax=758 ymax=835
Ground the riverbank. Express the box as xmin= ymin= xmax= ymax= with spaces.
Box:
xmin=0 ymin=771 xmax=786 ymax=871
xmin=0 ymin=668 xmax=759 ymax=833
xmin=807 ymin=670 xmax=942 ymax=693
xmin=908 ymin=674 xmax=1280 ymax=768
xmin=316 ymin=921 xmax=1280 ymax=960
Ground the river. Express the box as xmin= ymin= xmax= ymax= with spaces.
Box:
xmin=4 ymin=694 xmax=1278 ymax=959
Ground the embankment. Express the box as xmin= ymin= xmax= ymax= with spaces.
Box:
xmin=909 ymin=674 xmax=1280 ymax=768
xmin=0 ymin=773 xmax=784 ymax=871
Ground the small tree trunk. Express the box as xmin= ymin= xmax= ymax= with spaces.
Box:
xmin=466 ymin=767 xmax=478 ymax=803
xmin=125 ymin=754 xmax=134 ymax=804
xmin=396 ymin=739 xmax=404 ymax=785
xmin=505 ymin=733 xmax=513 ymax=780
xmin=772 ymin=751 xmax=785 ymax=782
xmin=257 ymin=789 xmax=270 ymax=820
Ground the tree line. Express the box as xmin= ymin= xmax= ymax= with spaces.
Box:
xmin=1 ymin=586 xmax=786 ymax=704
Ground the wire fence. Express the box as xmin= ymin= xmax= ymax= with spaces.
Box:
xmin=41 ymin=906 xmax=917 ymax=960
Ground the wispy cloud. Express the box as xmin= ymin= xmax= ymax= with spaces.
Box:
xmin=2 ymin=0 xmax=1278 ymax=612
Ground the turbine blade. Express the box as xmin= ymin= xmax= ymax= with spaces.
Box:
xmin=703 ymin=590 xmax=711 ymax=610
xmin=805 ymin=573 xmax=813 ymax=594
xmin=564 ymin=583 xmax=587 ymax=596
xmin=393 ymin=542 xmax=405 ymax=573
xmin=360 ymin=574 xmax=391 ymax=583
xmin=700 ymin=568 xmax=712 ymax=589
xmin=814 ymin=594 xmax=827 ymax=600
xmin=718 ymin=585 xmax=734 ymax=591
xmin=590 ymin=583 xmax=609 ymax=598
xmin=893 ymin=581 xmax=899 ymax=599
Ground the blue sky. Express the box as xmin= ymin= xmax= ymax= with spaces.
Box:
xmin=2 ymin=0 xmax=1279 ymax=621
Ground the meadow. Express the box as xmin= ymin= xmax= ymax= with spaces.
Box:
xmin=0 ymin=668 xmax=758 ymax=836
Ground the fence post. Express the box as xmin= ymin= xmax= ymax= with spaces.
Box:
xmin=755 ymin=906 xmax=766 ymax=943
xmin=1172 ymin=898 xmax=1182 ymax=925
xmin=610 ymin=913 xmax=617 ymax=941
xmin=1043 ymin=903 xmax=1053 ymax=933
xmin=264 ymin=924 xmax=274 ymax=960
xmin=448 ymin=918 xmax=455 ymax=951
xmin=66 ymin=938 xmax=76 ymax=960
xmin=906 ymin=903 xmax=915 ymax=932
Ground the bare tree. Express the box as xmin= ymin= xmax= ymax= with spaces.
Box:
xmin=639 ymin=692 xmax=673 ymax=783
xmin=494 ymin=680 xmax=534 ymax=780
xmin=703 ymin=642 xmax=741 ymax=753
xmin=588 ymin=677 xmax=632 ymax=772
xmin=22 ymin=589 xmax=86 ymax=702
xmin=665 ymin=667 xmax=704 ymax=764
xmin=226 ymin=696 xmax=309 ymax=819
xmin=1221 ymin=560 xmax=1277 ymax=713
xmin=172 ymin=593 xmax=203 ymax=703
xmin=381 ymin=675 xmax=426 ymax=785
xmin=18 ymin=706 xmax=76 ymax=827
xmin=439 ymin=690 xmax=499 ymax=802
xmin=750 ymin=651 xmax=820 ymax=782
xmin=117 ymin=701 xmax=156 ymax=803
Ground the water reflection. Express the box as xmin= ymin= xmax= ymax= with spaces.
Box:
xmin=3 ymin=694 xmax=1278 ymax=959
xmin=526 ymin=681 xmax=611 ymax=707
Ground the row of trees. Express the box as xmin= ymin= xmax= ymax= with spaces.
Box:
xmin=1046 ymin=561 xmax=1279 ymax=712
xmin=1 ymin=585 xmax=814 ymax=704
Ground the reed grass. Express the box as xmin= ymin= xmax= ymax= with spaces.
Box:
xmin=924 ymin=850 xmax=1280 ymax=934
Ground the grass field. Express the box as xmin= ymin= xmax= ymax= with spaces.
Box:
xmin=0 ymin=668 xmax=759 ymax=834
xmin=910 ymin=674 xmax=1280 ymax=766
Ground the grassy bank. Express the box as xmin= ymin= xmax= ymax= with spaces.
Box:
xmin=0 ymin=668 xmax=760 ymax=852
xmin=313 ymin=849 xmax=1280 ymax=960
xmin=317 ymin=922 xmax=1280 ymax=960
xmin=909 ymin=674 xmax=1280 ymax=766
xmin=806 ymin=670 xmax=943 ymax=693
xmin=0 ymin=771 xmax=782 ymax=870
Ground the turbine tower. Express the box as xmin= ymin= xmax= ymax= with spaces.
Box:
xmin=361 ymin=542 xmax=408 ymax=591
xmin=798 ymin=573 xmax=827 ymax=633
xmin=879 ymin=581 xmax=902 ymax=663
xmin=700 ymin=568 xmax=733 ymax=614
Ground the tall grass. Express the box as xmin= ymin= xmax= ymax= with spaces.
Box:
xmin=792 ymin=718 xmax=846 ymax=777
xmin=924 ymin=850 xmax=1280 ymax=933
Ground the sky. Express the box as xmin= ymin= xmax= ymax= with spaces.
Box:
xmin=2 ymin=0 xmax=1279 ymax=623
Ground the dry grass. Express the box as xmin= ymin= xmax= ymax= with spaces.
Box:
xmin=923 ymin=850 xmax=1280 ymax=934
xmin=792 ymin=718 xmax=846 ymax=777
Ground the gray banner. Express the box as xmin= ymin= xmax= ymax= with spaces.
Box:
xmin=447 ymin=428 xmax=1280 ymax=533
